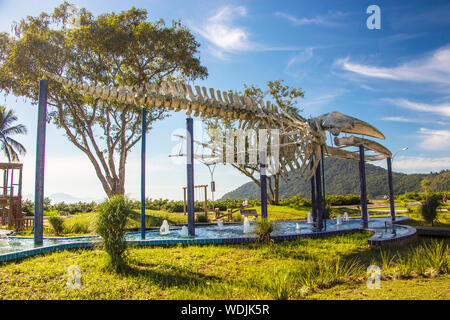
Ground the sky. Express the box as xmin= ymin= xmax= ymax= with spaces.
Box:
xmin=0 ymin=0 xmax=449 ymax=202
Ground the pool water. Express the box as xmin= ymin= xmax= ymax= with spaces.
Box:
xmin=0 ymin=216 xmax=412 ymax=257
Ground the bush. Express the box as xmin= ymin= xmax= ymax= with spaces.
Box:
xmin=95 ymin=196 xmax=134 ymax=272
xmin=196 ymin=212 xmax=209 ymax=223
xmin=254 ymin=219 xmax=274 ymax=242
xmin=421 ymin=194 xmax=442 ymax=226
xmin=48 ymin=215 xmax=64 ymax=235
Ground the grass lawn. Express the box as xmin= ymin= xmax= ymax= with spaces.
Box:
xmin=307 ymin=275 xmax=450 ymax=300
xmin=0 ymin=232 xmax=448 ymax=300
xmin=247 ymin=205 xmax=310 ymax=220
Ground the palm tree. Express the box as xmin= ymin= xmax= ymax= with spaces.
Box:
xmin=0 ymin=106 xmax=27 ymax=162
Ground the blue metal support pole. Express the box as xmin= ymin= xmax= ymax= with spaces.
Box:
xmin=140 ymin=107 xmax=147 ymax=240
xmin=310 ymin=161 xmax=317 ymax=223
xmin=359 ymin=145 xmax=369 ymax=228
xmin=315 ymin=159 xmax=323 ymax=231
xmin=259 ymin=151 xmax=268 ymax=219
xmin=186 ymin=117 xmax=195 ymax=236
xmin=34 ymin=80 xmax=48 ymax=246
xmin=321 ymin=146 xmax=327 ymax=231
xmin=387 ymin=157 xmax=396 ymax=222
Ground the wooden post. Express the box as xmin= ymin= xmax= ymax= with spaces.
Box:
xmin=34 ymin=79 xmax=48 ymax=246
xmin=359 ymin=145 xmax=368 ymax=228
xmin=140 ymin=107 xmax=147 ymax=240
xmin=387 ymin=157 xmax=395 ymax=222
xmin=186 ymin=117 xmax=195 ymax=236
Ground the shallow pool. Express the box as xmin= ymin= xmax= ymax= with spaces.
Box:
xmin=0 ymin=216 xmax=413 ymax=259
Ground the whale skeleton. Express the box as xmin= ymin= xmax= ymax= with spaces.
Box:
xmin=43 ymin=71 xmax=391 ymax=179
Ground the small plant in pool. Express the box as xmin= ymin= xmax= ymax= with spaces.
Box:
xmin=254 ymin=219 xmax=274 ymax=242
xmin=95 ymin=195 xmax=134 ymax=272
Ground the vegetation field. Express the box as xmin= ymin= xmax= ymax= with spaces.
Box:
xmin=0 ymin=233 xmax=448 ymax=300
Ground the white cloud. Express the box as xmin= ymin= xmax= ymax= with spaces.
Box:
xmin=381 ymin=116 xmax=414 ymax=123
xmin=195 ymin=6 xmax=251 ymax=55
xmin=391 ymin=156 xmax=450 ymax=173
xmin=336 ymin=46 xmax=450 ymax=87
xmin=286 ymin=47 xmax=315 ymax=68
xmin=275 ymin=11 xmax=346 ymax=27
xmin=195 ymin=6 xmax=304 ymax=59
xmin=417 ymin=128 xmax=450 ymax=150
xmin=384 ymin=98 xmax=450 ymax=118
xmin=381 ymin=116 xmax=448 ymax=125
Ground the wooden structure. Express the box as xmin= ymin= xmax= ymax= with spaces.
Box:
xmin=182 ymin=185 xmax=209 ymax=215
xmin=0 ymin=163 xmax=24 ymax=230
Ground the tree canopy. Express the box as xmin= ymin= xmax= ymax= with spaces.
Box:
xmin=0 ymin=3 xmax=208 ymax=196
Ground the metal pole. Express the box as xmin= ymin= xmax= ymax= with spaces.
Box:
xmin=259 ymin=151 xmax=268 ymax=219
xmin=310 ymin=162 xmax=317 ymax=223
xmin=359 ymin=145 xmax=368 ymax=228
xmin=186 ymin=118 xmax=195 ymax=236
xmin=321 ymin=146 xmax=327 ymax=231
xmin=34 ymin=80 xmax=48 ymax=246
xmin=140 ymin=107 xmax=147 ymax=240
xmin=315 ymin=160 xmax=323 ymax=231
xmin=387 ymin=157 xmax=395 ymax=222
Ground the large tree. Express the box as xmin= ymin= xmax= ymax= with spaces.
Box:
xmin=0 ymin=3 xmax=208 ymax=196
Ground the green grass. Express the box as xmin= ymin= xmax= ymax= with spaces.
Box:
xmin=307 ymin=275 xmax=450 ymax=300
xmin=0 ymin=233 xmax=448 ymax=300
xmin=248 ymin=205 xmax=310 ymax=220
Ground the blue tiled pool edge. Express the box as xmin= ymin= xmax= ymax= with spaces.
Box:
xmin=0 ymin=217 xmax=417 ymax=263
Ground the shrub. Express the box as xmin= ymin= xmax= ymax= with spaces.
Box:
xmin=95 ymin=195 xmax=134 ymax=272
xmin=48 ymin=215 xmax=64 ymax=235
xmin=264 ymin=271 xmax=293 ymax=300
xmin=196 ymin=212 xmax=209 ymax=223
xmin=421 ymin=194 xmax=442 ymax=226
xmin=407 ymin=240 xmax=449 ymax=275
xmin=254 ymin=219 xmax=274 ymax=242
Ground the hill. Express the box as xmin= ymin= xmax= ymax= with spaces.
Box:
xmin=220 ymin=158 xmax=449 ymax=200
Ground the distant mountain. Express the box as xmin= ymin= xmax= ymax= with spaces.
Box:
xmin=220 ymin=158 xmax=449 ymax=200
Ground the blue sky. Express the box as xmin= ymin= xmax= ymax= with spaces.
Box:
xmin=0 ymin=0 xmax=449 ymax=201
